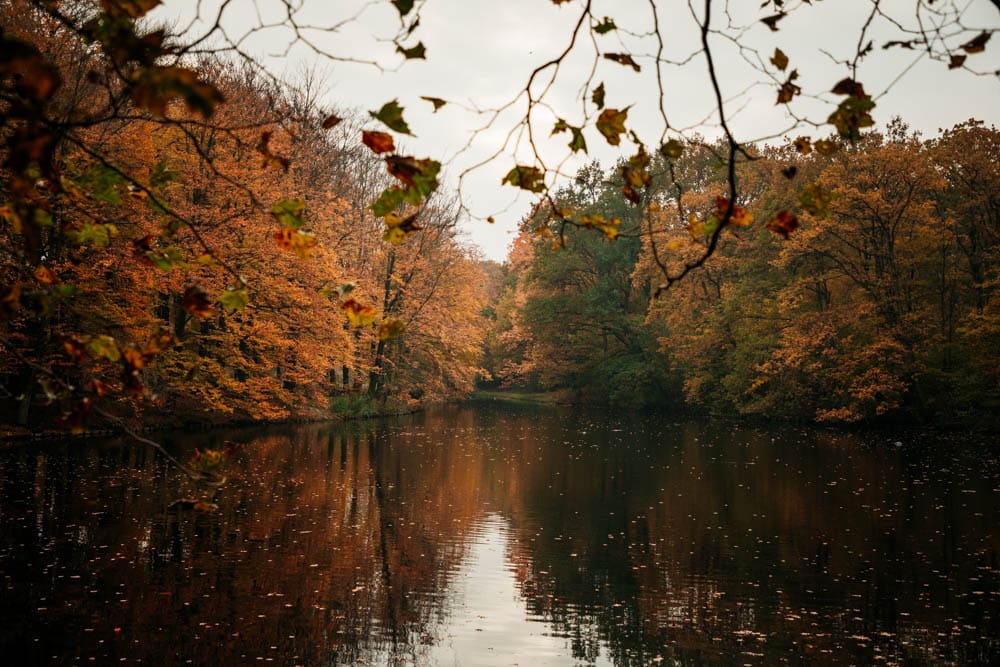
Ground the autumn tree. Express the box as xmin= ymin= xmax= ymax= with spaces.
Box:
xmin=1 ymin=0 xmax=998 ymax=432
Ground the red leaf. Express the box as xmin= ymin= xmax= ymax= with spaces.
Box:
xmin=766 ymin=210 xmax=800 ymax=239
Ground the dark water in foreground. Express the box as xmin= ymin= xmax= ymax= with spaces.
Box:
xmin=0 ymin=402 xmax=998 ymax=665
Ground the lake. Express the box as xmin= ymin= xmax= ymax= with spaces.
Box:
xmin=1 ymin=401 xmax=997 ymax=665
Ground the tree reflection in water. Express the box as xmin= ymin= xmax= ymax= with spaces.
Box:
xmin=0 ymin=403 xmax=997 ymax=664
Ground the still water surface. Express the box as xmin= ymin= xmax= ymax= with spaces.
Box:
xmin=1 ymin=402 xmax=998 ymax=665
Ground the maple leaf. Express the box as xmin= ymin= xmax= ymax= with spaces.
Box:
xmin=379 ymin=318 xmax=406 ymax=341
xmin=274 ymin=228 xmax=318 ymax=257
xmin=270 ymin=199 xmax=306 ymax=228
xmin=392 ymin=0 xmax=414 ymax=16
xmin=88 ymin=334 xmax=121 ymax=361
xmin=420 ymin=96 xmax=447 ymax=111
xmin=592 ymin=82 xmax=606 ymax=109
xmin=502 ymin=165 xmax=546 ymax=193
xmin=362 ymin=130 xmax=395 ymax=154
xmin=370 ymin=99 xmax=413 ymax=135
xmin=799 ymin=183 xmax=835 ymax=218
xmin=396 ymin=42 xmax=426 ymax=59
xmin=383 ymin=212 xmax=421 ymax=244
xmin=770 ymin=47 xmax=789 ymax=71
xmin=552 ymin=119 xmax=587 ymax=153
xmin=960 ymin=31 xmax=991 ymax=54
xmin=385 ymin=156 xmax=441 ymax=198
xmin=341 ymin=299 xmax=377 ymax=327
xmin=814 ymin=139 xmax=839 ymax=156
xmin=761 ymin=13 xmax=786 ymax=31
xmin=181 ymin=286 xmax=213 ymax=319
xmin=593 ymin=17 xmax=617 ymax=34
xmin=596 ymin=108 xmax=629 ymax=146
xmin=621 ymin=147 xmax=651 ymax=204
xmin=603 ymin=52 xmax=640 ymax=72
xmin=659 ymin=139 xmax=685 ymax=159
xmin=776 ymin=69 xmax=801 ymax=104
xmin=766 ymin=209 xmax=799 ymax=238
xmin=219 ymin=288 xmax=249 ymax=311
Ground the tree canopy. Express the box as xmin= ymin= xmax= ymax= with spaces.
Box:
xmin=1 ymin=0 xmax=998 ymax=432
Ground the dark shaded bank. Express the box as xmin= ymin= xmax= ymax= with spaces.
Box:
xmin=467 ymin=389 xmax=1000 ymax=436
xmin=0 ymin=395 xmax=423 ymax=445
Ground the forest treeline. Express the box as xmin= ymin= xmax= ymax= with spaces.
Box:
xmin=483 ymin=120 xmax=1000 ymax=427
xmin=0 ymin=5 xmax=488 ymax=428
xmin=3 ymin=4 xmax=999 ymax=431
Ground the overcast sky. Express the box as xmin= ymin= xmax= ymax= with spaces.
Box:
xmin=157 ymin=0 xmax=1000 ymax=262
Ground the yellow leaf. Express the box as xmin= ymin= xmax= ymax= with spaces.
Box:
xmin=378 ymin=317 xmax=406 ymax=341
xmin=596 ymin=107 xmax=629 ymax=146
xmin=341 ymin=299 xmax=377 ymax=327
xmin=687 ymin=213 xmax=705 ymax=237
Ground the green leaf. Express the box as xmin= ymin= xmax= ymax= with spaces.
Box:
xmin=385 ymin=156 xmax=440 ymax=198
xmin=88 ymin=335 xmax=120 ymax=362
xmin=828 ymin=94 xmax=875 ymax=141
xmin=659 ymin=139 xmax=684 ymax=159
xmin=378 ymin=317 xmax=406 ymax=341
xmin=552 ymin=120 xmax=587 ymax=153
xmin=502 ymin=165 xmax=546 ymax=193
xmin=145 ymin=245 xmax=190 ymax=270
xmin=150 ymin=160 xmax=177 ymax=187
xmin=70 ymin=222 xmax=118 ymax=246
xmin=593 ymin=17 xmax=617 ymax=34
xmin=219 ymin=288 xmax=249 ymax=311
xmin=369 ymin=99 xmax=413 ymax=135
xmin=146 ymin=195 xmax=168 ymax=215
xmin=270 ymin=199 xmax=306 ymax=228
xmin=370 ymin=187 xmax=407 ymax=217
xmin=392 ymin=0 xmax=414 ymax=16
xmin=80 ymin=164 xmax=125 ymax=204
xmin=591 ymin=82 xmax=605 ymax=109
xmin=799 ymin=182 xmax=835 ymax=218
xmin=396 ymin=41 xmax=426 ymax=59
xmin=33 ymin=208 xmax=52 ymax=227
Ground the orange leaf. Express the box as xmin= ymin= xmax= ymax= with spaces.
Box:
xmin=341 ymin=299 xmax=377 ymax=327
xmin=362 ymin=130 xmax=395 ymax=154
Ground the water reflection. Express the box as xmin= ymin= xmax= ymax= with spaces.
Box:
xmin=0 ymin=403 xmax=997 ymax=664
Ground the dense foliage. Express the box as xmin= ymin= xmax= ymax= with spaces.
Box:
xmin=0 ymin=3 xmax=489 ymax=429
xmin=486 ymin=121 xmax=1000 ymax=426
xmin=1 ymin=0 xmax=997 ymax=432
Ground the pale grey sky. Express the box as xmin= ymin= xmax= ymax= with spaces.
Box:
xmin=157 ymin=0 xmax=1000 ymax=262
